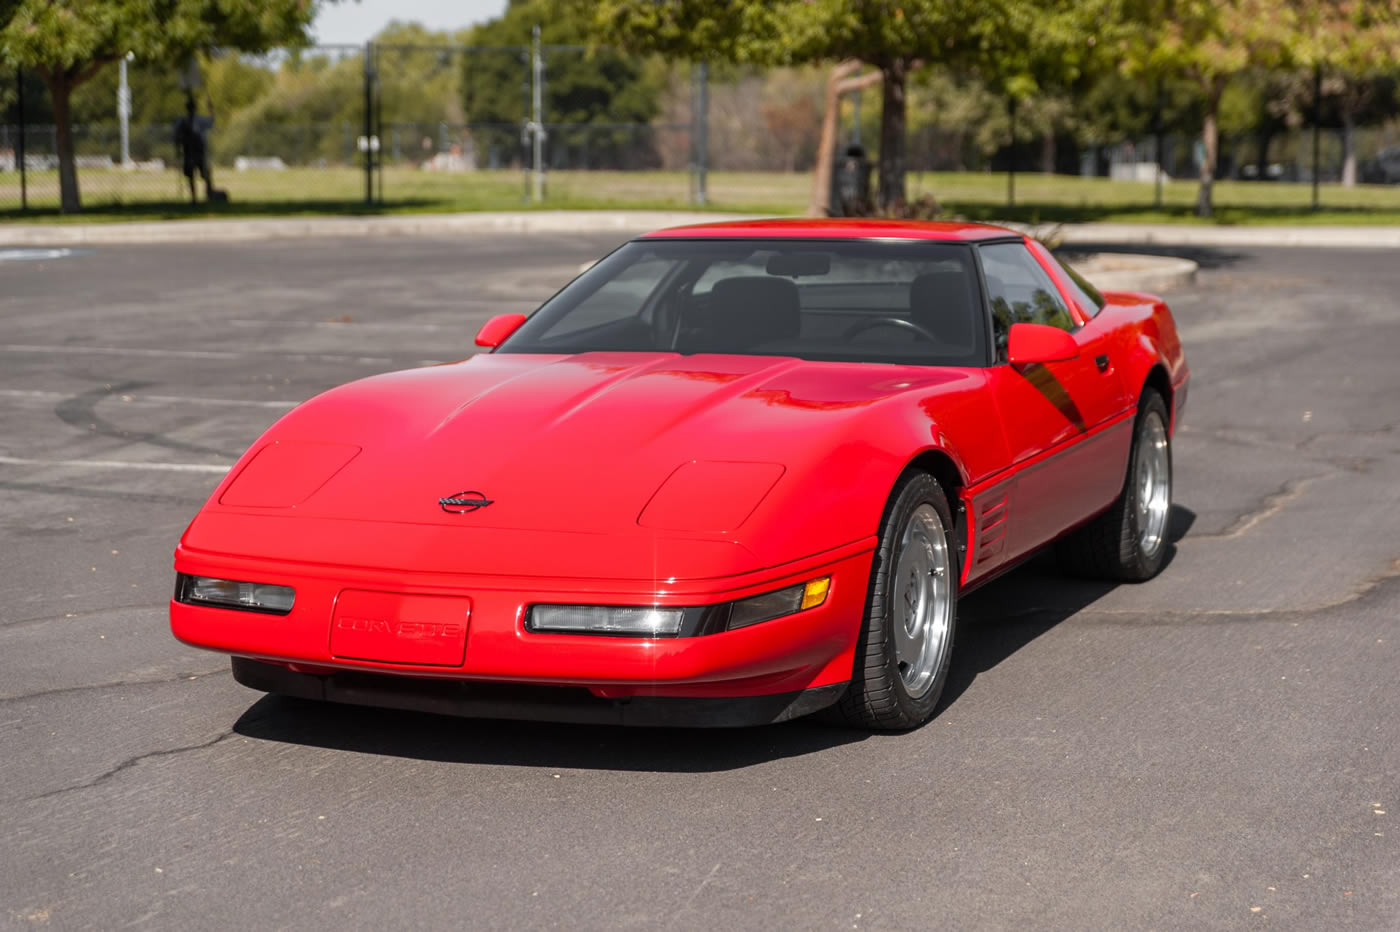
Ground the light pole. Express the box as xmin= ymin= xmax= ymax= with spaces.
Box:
xmin=118 ymin=51 xmax=134 ymax=169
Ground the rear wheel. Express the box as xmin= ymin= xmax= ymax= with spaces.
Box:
xmin=830 ymin=471 xmax=959 ymax=730
xmin=1056 ymin=390 xmax=1172 ymax=581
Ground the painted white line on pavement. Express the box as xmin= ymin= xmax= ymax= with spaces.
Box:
xmin=0 ymin=455 xmax=230 ymax=474
xmin=228 ymin=319 xmax=451 ymax=333
xmin=0 ymin=248 xmax=77 ymax=262
xmin=0 ymin=344 xmax=445 ymax=366
xmin=0 ymin=389 xmax=298 ymax=409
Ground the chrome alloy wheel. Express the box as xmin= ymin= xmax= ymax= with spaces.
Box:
xmin=891 ymin=504 xmax=954 ymax=699
xmin=1136 ymin=411 xmax=1171 ymax=557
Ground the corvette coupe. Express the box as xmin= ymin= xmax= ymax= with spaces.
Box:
xmin=171 ymin=219 xmax=1188 ymax=730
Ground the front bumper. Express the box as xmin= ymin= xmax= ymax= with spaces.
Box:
xmin=171 ymin=541 xmax=873 ymax=704
xmin=232 ymin=657 xmax=848 ymax=727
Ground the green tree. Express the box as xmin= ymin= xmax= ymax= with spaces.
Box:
xmin=216 ymin=22 xmax=473 ymax=168
xmin=587 ymin=0 xmax=1104 ymax=208
xmin=462 ymin=0 xmax=661 ymax=170
xmin=0 ymin=0 xmax=321 ymax=212
xmin=1116 ymin=0 xmax=1297 ymax=217
xmin=213 ymin=50 xmax=362 ymax=166
xmin=1288 ymin=0 xmax=1400 ymax=186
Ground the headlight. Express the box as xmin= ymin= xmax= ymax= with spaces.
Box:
xmin=529 ymin=605 xmax=685 ymax=636
xmin=175 ymin=573 xmax=295 ymax=615
xmin=527 ymin=576 xmax=830 ymax=638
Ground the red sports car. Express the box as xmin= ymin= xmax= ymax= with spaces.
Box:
xmin=171 ymin=219 xmax=1188 ymax=730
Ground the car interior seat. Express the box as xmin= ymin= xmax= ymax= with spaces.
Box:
xmin=680 ymin=276 xmax=801 ymax=353
xmin=909 ymin=269 xmax=976 ymax=350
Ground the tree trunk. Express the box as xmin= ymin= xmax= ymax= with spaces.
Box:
xmin=1255 ymin=128 xmax=1271 ymax=181
xmin=809 ymin=74 xmax=842 ymax=216
xmin=47 ymin=75 xmax=81 ymax=213
xmin=1341 ymin=107 xmax=1357 ymax=187
xmin=1040 ymin=132 xmax=1056 ymax=175
xmin=1196 ymin=79 xmax=1223 ymax=219
xmin=808 ymin=62 xmax=881 ymax=217
xmin=878 ymin=59 xmax=908 ymax=210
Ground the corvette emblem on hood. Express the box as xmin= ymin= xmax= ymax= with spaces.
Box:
xmin=439 ymin=490 xmax=494 ymax=514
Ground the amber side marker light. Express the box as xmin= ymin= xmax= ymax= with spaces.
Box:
xmin=727 ymin=576 xmax=831 ymax=630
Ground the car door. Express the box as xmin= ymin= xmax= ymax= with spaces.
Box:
xmin=977 ymin=240 xmax=1132 ymax=566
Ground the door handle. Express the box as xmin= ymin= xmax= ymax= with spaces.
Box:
xmin=1095 ymin=354 xmax=1110 ymax=373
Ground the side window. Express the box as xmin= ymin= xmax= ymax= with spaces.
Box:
xmin=978 ymin=242 xmax=1076 ymax=357
xmin=1055 ymin=257 xmax=1106 ymax=318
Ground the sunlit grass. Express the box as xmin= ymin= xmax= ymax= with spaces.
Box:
xmin=5 ymin=166 xmax=1400 ymax=225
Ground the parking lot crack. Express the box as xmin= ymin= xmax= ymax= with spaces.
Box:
xmin=0 ymin=667 xmax=230 ymax=704
xmin=1076 ymin=557 xmax=1400 ymax=622
xmin=0 ymin=603 xmax=159 ymax=630
xmin=23 ymin=729 xmax=238 ymax=804
xmin=1194 ymin=473 xmax=1329 ymax=540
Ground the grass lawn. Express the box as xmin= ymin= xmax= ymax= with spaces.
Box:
xmin=5 ymin=166 xmax=1400 ymax=225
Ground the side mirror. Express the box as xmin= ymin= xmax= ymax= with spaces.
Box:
xmin=1007 ymin=322 xmax=1079 ymax=367
xmin=474 ymin=313 xmax=527 ymax=349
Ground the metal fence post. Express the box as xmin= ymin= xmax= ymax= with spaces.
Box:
xmin=1311 ymin=64 xmax=1321 ymax=211
xmin=694 ymin=61 xmax=708 ymax=206
xmin=1154 ymin=77 xmax=1165 ymax=209
xmin=16 ymin=68 xmax=27 ymax=211
xmin=521 ymin=46 xmax=531 ymax=203
xmin=118 ymin=54 xmax=132 ymax=169
xmin=531 ymin=25 xmax=545 ymax=203
xmin=1007 ymin=95 xmax=1017 ymax=209
xmin=375 ymin=43 xmax=384 ymax=203
xmin=363 ymin=41 xmax=374 ymax=205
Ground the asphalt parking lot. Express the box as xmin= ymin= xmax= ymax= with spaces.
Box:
xmin=1 ymin=234 xmax=1397 ymax=929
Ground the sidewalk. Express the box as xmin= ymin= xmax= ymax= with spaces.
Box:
xmin=1043 ymin=222 xmax=1400 ymax=249
xmin=0 ymin=211 xmax=748 ymax=246
xmin=2 ymin=209 xmax=1398 ymax=249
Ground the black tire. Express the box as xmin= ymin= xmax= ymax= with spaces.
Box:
xmin=828 ymin=471 xmax=960 ymax=730
xmin=1056 ymin=390 xmax=1172 ymax=582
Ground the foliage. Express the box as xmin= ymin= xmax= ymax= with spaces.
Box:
xmin=1112 ymin=0 xmax=1400 ymax=211
xmin=584 ymin=0 xmax=1111 ymax=206
xmin=462 ymin=0 xmax=661 ymax=170
xmin=0 ymin=0 xmax=321 ymax=210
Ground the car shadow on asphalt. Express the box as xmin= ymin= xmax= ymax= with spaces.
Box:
xmin=231 ymin=505 xmax=1196 ymax=768
xmin=939 ymin=503 xmax=1195 ymax=711
xmin=232 ymin=695 xmax=870 ymax=771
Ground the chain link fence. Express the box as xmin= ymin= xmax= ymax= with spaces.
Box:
xmin=6 ymin=47 xmax=1400 ymax=216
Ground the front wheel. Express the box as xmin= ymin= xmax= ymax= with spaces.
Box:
xmin=1057 ymin=390 xmax=1172 ymax=581
xmin=830 ymin=471 xmax=959 ymax=730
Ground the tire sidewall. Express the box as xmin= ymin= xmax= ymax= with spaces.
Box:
xmin=1122 ymin=393 xmax=1172 ymax=577
xmin=870 ymin=473 xmax=960 ymax=726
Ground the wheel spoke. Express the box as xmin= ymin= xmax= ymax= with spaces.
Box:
xmin=890 ymin=503 xmax=953 ymax=699
xmin=1135 ymin=412 xmax=1171 ymax=556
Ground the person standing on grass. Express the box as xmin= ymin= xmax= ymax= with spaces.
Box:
xmin=174 ymin=93 xmax=214 ymax=204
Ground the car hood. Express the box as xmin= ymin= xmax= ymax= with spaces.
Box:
xmin=199 ymin=352 xmax=978 ymax=576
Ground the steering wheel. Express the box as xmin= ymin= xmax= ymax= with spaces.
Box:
xmin=843 ymin=316 xmax=941 ymax=343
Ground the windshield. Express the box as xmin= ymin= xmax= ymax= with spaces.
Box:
xmin=496 ymin=239 xmax=987 ymax=367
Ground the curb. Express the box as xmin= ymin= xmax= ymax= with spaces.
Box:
xmin=1065 ymin=254 xmax=1198 ymax=293
xmin=1028 ymin=222 xmax=1400 ymax=250
xmin=0 ymin=211 xmax=761 ymax=247
xmin=2 ymin=209 xmax=1391 ymax=252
